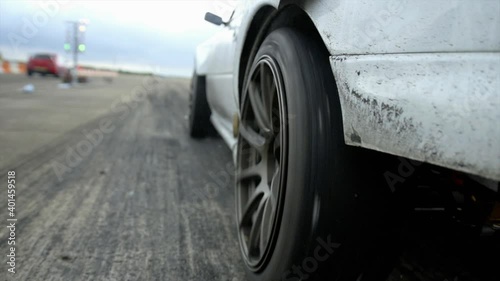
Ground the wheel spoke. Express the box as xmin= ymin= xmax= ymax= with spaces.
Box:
xmin=239 ymin=123 xmax=266 ymax=150
xmin=257 ymin=168 xmax=280 ymax=252
xmin=248 ymin=197 xmax=267 ymax=254
xmin=237 ymin=164 xmax=262 ymax=182
xmin=260 ymin=63 xmax=275 ymax=117
xmin=240 ymin=189 xmax=264 ymax=228
xmin=248 ymin=81 xmax=272 ymax=136
xmin=260 ymin=64 xmax=276 ymax=104
xmin=260 ymin=197 xmax=273 ymax=252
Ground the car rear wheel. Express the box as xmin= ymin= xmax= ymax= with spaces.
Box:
xmin=188 ymin=73 xmax=213 ymax=138
xmin=236 ymin=28 xmax=395 ymax=281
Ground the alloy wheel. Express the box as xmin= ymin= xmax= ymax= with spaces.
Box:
xmin=236 ymin=55 xmax=288 ymax=271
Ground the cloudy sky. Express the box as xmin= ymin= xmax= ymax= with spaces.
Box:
xmin=0 ymin=1 xmax=236 ymax=76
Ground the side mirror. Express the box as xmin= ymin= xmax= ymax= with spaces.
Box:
xmin=204 ymin=12 xmax=225 ymax=26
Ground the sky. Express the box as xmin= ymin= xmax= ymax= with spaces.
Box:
xmin=0 ymin=0 xmax=236 ymax=76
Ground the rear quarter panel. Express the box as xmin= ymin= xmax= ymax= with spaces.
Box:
xmin=203 ymin=0 xmax=500 ymax=180
xmin=300 ymin=0 xmax=500 ymax=180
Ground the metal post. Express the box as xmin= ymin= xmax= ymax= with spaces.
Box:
xmin=73 ymin=22 xmax=78 ymax=83
xmin=66 ymin=20 xmax=87 ymax=84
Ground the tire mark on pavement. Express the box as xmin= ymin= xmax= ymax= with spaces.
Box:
xmin=1 ymin=78 xmax=246 ymax=281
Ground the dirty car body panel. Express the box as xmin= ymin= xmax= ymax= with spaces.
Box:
xmin=195 ymin=0 xmax=500 ymax=182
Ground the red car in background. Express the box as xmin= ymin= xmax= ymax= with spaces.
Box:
xmin=27 ymin=54 xmax=59 ymax=77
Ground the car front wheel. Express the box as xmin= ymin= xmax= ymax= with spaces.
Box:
xmin=236 ymin=28 xmax=394 ymax=281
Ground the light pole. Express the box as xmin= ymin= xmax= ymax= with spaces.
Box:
xmin=65 ymin=20 xmax=87 ymax=82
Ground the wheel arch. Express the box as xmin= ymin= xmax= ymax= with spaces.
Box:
xmin=237 ymin=4 xmax=276 ymax=99
xmin=237 ymin=4 xmax=336 ymax=102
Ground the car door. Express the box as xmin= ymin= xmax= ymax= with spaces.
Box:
xmin=202 ymin=6 xmax=241 ymax=142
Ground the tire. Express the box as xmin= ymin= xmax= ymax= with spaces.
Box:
xmin=188 ymin=73 xmax=212 ymax=138
xmin=27 ymin=69 xmax=33 ymax=76
xmin=236 ymin=28 xmax=395 ymax=281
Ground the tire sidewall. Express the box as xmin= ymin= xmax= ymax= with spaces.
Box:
xmin=188 ymin=74 xmax=211 ymax=137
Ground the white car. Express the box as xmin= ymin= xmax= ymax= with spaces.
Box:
xmin=189 ymin=1 xmax=500 ymax=280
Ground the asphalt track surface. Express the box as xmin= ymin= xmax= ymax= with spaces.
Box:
xmin=0 ymin=74 xmax=497 ymax=281
xmin=0 ymin=74 xmax=245 ymax=281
